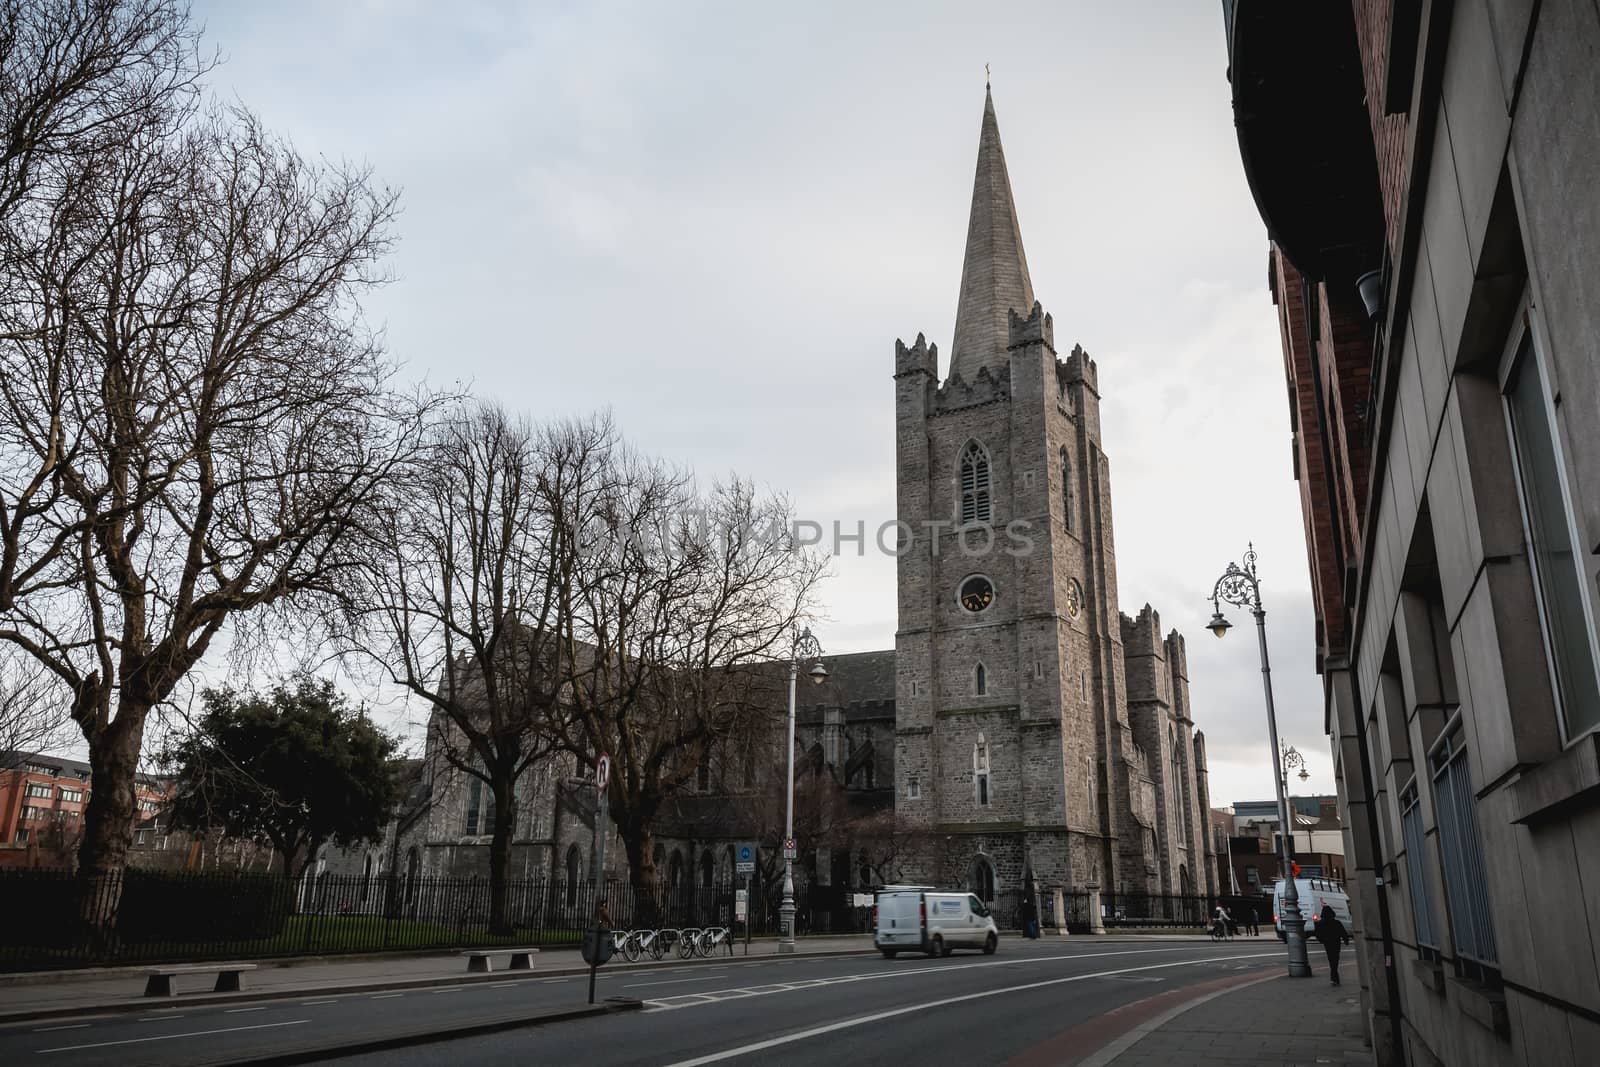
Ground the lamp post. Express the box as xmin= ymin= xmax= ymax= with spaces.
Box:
xmin=1207 ymin=544 xmax=1312 ymax=978
xmin=779 ymin=626 xmax=828 ymax=954
xmin=1279 ymin=742 xmax=1310 ymax=865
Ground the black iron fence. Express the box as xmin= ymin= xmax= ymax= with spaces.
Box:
xmin=0 ymin=867 xmax=808 ymax=971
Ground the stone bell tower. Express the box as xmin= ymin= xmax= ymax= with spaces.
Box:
xmin=892 ymin=85 xmax=1145 ymax=901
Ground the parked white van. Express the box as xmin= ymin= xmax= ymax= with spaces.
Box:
xmin=874 ymin=885 xmax=999 ymax=958
xmin=1272 ymin=877 xmax=1353 ymax=942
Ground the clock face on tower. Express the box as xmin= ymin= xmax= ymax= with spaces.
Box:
xmin=1065 ymin=578 xmax=1083 ymax=618
xmin=959 ymin=575 xmax=994 ymax=613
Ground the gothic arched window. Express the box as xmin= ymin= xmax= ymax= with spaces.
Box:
xmin=700 ymin=850 xmax=714 ymax=889
xmin=975 ymin=662 xmax=988 ymax=696
xmin=974 ymin=856 xmax=997 ymax=902
xmin=959 ymin=442 xmax=992 ymax=524
xmin=1060 ymin=446 xmax=1074 ymax=531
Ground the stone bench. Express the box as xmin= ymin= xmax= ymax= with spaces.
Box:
xmin=143 ymin=962 xmax=258 ymax=997
xmin=460 ymin=947 xmax=540 ymax=973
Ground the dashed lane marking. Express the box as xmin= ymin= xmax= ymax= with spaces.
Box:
xmin=30 ymin=1025 xmax=88 ymax=1033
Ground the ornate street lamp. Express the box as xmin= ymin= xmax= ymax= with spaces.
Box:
xmin=779 ymin=626 xmax=827 ymax=953
xmin=1208 ymin=544 xmax=1312 ymax=978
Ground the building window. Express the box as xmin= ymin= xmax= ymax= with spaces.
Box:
xmin=25 ymin=763 xmax=55 ymax=776
xmin=1060 ymin=446 xmax=1074 ymax=531
xmin=974 ymin=735 xmax=991 ymax=807
xmin=464 ymin=771 xmax=480 ymax=838
xmin=18 ymin=805 xmax=44 ymax=822
xmin=974 ymin=662 xmax=987 ymax=696
xmin=1429 ymin=726 xmax=1497 ymax=980
xmin=1245 ymin=865 xmax=1260 ymax=887
xmin=1398 ymin=778 xmax=1439 ymax=956
xmin=907 ymin=777 xmax=921 ymax=800
xmin=24 ymin=782 xmax=52 ymax=799
xmin=959 ymin=441 xmax=992 ymax=524
xmin=1085 ymin=756 xmax=1097 ymax=824
xmin=973 ymin=856 xmax=996 ymax=902
xmin=1504 ymin=333 xmax=1600 ymax=741
xmin=58 ymin=787 xmax=83 ymax=803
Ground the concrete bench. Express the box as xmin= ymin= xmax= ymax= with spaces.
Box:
xmin=460 ymin=947 xmax=540 ymax=973
xmin=143 ymin=962 xmax=258 ymax=997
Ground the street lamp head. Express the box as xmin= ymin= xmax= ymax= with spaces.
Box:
xmin=1208 ymin=610 xmax=1232 ymax=639
xmin=808 ymin=660 xmax=829 ymax=685
xmin=1298 ymin=766 xmax=1310 ymax=782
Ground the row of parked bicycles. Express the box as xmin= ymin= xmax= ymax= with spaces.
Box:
xmin=609 ymin=925 xmax=734 ymax=962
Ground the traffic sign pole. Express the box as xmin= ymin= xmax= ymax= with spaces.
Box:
xmin=587 ymin=753 xmax=610 ymax=1005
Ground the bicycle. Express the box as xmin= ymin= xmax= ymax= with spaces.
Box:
xmin=623 ymin=927 xmax=670 ymax=962
xmin=676 ymin=927 xmax=702 ymax=959
xmin=695 ymin=925 xmax=732 ymax=958
xmin=1208 ymin=918 xmax=1233 ymax=942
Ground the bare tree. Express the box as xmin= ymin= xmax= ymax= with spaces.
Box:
xmin=0 ymin=648 xmax=70 ymax=759
xmin=347 ymin=404 xmax=603 ymax=934
xmin=558 ymin=471 xmax=826 ymax=919
xmin=0 ymin=89 xmax=428 ymax=923
xmin=0 ymin=0 xmax=205 ymax=235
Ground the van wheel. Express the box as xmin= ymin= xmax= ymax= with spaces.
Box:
xmin=931 ymin=935 xmax=947 ymax=958
xmin=881 ymin=949 xmax=898 ymax=959
xmin=983 ymin=933 xmax=997 ymax=955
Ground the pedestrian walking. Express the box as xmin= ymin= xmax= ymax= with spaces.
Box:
xmin=1244 ymin=905 xmax=1259 ymax=937
xmin=1314 ymin=905 xmax=1348 ymax=985
xmin=597 ymin=900 xmax=612 ymax=930
xmin=1021 ymin=897 xmax=1039 ymax=939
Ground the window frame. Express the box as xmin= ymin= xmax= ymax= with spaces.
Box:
xmin=958 ymin=441 xmax=993 ymax=525
xmin=1497 ymin=301 xmax=1600 ymax=746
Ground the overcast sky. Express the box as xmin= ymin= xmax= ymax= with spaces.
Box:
xmin=186 ymin=0 xmax=1334 ymax=810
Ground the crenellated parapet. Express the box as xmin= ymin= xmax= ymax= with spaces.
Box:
xmin=1006 ymin=300 xmax=1055 ymax=352
xmin=934 ymin=362 xmax=1008 ymax=413
xmin=894 ymin=332 xmax=939 ymax=380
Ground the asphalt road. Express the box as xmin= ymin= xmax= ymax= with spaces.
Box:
xmin=0 ymin=939 xmax=1281 ymax=1066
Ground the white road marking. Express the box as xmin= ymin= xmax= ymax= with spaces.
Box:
xmin=224 ymin=1007 xmax=268 ymax=1013
xmin=37 ymin=1019 xmax=309 ymax=1054
xmin=642 ymin=948 xmax=1180 ymax=1012
xmin=137 ymin=1015 xmax=186 ymax=1022
xmin=30 ymin=1025 xmax=88 ymax=1033
xmin=300 ymin=998 xmax=340 ymax=1005
xmin=660 ymin=953 xmax=1280 ymax=1065
xmin=430 ymin=988 xmax=465 ymax=994
xmin=487 ymin=981 xmax=517 ymax=988
xmin=623 ymin=975 xmax=718 ymax=989
xmin=540 ymin=979 xmax=567 ymax=985
xmin=368 ymin=993 xmax=404 ymax=1000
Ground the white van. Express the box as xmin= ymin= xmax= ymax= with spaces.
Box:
xmin=1272 ymin=877 xmax=1353 ymax=942
xmin=874 ymin=885 xmax=999 ymax=958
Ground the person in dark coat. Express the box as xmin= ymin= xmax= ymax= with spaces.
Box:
xmin=1020 ymin=896 xmax=1039 ymax=939
xmin=1314 ymin=905 xmax=1348 ymax=985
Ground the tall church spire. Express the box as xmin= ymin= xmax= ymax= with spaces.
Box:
xmin=948 ymin=85 xmax=1035 ymax=384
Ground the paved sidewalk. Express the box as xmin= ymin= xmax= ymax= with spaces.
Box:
xmin=1092 ymin=970 xmax=1374 ymax=1066
xmin=0 ymin=935 xmax=874 ymax=1020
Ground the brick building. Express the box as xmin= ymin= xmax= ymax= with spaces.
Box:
xmin=1225 ymin=1 xmax=1600 ymax=1063
xmin=0 ymin=751 xmax=169 ymax=869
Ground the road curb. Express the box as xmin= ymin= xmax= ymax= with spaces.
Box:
xmin=0 ymin=949 xmax=876 ymax=1025
xmin=1073 ymin=970 xmax=1283 ymax=1067
xmin=198 ymin=996 xmax=643 ymax=1066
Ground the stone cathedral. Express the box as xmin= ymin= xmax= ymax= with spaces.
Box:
xmin=885 ymin=86 xmax=1218 ymax=904
xmin=333 ymin=87 xmax=1217 ymax=924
